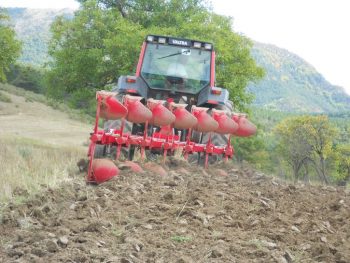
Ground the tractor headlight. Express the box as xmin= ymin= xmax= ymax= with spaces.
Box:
xmin=147 ymin=35 xmax=154 ymax=42
xmin=193 ymin=42 xmax=201 ymax=48
xmin=204 ymin=43 xmax=212 ymax=50
xmin=158 ymin=37 xmax=166 ymax=44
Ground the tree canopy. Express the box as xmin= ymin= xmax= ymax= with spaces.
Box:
xmin=274 ymin=115 xmax=339 ymax=183
xmin=47 ymin=0 xmax=264 ymax=112
xmin=335 ymin=144 xmax=350 ymax=182
xmin=0 ymin=8 xmax=21 ymax=82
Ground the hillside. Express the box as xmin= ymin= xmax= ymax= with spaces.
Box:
xmin=5 ymin=7 xmax=350 ymax=113
xmin=0 ymin=83 xmax=91 ymax=203
xmin=249 ymin=42 xmax=350 ymax=113
xmin=0 ymin=83 xmax=91 ymax=147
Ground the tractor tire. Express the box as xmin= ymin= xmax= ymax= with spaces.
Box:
xmin=103 ymin=118 xmax=134 ymax=160
xmin=94 ymin=144 xmax=107 ymax=158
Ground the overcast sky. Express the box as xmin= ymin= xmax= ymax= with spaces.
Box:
xmin=212 ymin=0 xmax=350 ymax=95
xmin=1 ymin=0 xmax=350 ymax=95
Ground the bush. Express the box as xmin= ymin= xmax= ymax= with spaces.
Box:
xmin=6 ymin=63 xmax=45 ymax=94
xmin=0 ymin=91 xmax=12 ymax=103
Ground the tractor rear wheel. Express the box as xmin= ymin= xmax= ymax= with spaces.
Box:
xmin=94 ymin=145 xmax=106 ymax=158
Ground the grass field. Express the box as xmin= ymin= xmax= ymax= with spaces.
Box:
xmin=0 ymin=84 xmax=91 ymax=204
xmin=0 ymin=136 xmax=85 ymax=203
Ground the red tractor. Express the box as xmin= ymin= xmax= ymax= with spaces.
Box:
xmin=87 ymin=35 xmax=256 ymax=183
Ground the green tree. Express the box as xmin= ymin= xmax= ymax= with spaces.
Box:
xmin=47 ymin=0 xmax=264 ymax=113
xmin=274 ymin=115 xmax=339 ymax=184
xmin=46 ymin=1 xmax=145 ymax=113
xmin=0 ymin=9 xmax=21 ymax=82
xmin=232 ymin=126 xmax=272 ymax=172
xmin=274 ymin=118 xmax=313 ymax=182
xmin=77 ymin=0 xmax=209 ymax=28
xmin=302 ymin=115 xmax=338 ymax=184
xmin=6 ymin=63 xmax=45 ymax=93
xmin=334 ymin=144 xmax=350 ymax=183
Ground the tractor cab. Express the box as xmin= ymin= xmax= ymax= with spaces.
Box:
xmin=116 ymin=35 xmax=228 ymax=107
xmin=139 ymin=35 xmax=213 ymax=95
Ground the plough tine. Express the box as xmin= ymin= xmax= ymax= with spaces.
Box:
xmin=87 ymin=141 xmax=96 ymax=182
xmin=183 ymin=128 xmax=193 ymax=160
xmin=115 ymin=118 xmax=125 ymax=160
xmin=163 ymin=149 xmax=168 ymax=163
xmin=204 ymin=133 xmax=212 ymax=169
xmin=140 ymin=121 xmax=149 ymax=160
xmin=225 ymin=134 xmax=231 ymax=162
xmin=94 ymin=95 xmax=102 ymax=133
xmin=197 ymin=132 xmax=203 ymax=165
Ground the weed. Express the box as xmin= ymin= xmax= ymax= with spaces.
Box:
xmin=171 ymin=235 xmax=192 ymax=243
xmin=246 ymin=239 xmax=271 ymax=255
xmin=46 ymin=98 xmax=60 ymax=109
xmin=211 ymin=231 xmax=223 ymax=240
xmin=18 ymin=147 xmax=32 ymax=159
xmin=111 ymin=228 xmax=123 ymax=237
xmin=291 ymin=249 xmax=306 ymax=263
xmin=248 ymin=239 xmax=264 ymax=250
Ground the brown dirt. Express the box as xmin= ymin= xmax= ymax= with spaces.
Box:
xmin=1 ymin=86 xmax=349 ymax=262
xmin=1 ymin=160 xmax=349 ymax=263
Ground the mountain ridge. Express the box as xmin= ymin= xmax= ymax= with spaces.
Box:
xmin=248 ymin=42 xmax=350 ymax=113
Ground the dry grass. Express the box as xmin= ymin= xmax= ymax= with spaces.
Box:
xmin=0 ymin=83 xmax=46 ymax=104
xmin=0 ymin=83 xmax=94 ymax=124
xmin=0 ymin=136 xmax=85 ymax=203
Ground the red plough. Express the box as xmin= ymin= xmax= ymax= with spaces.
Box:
xmin=87 ymin=91 xmax=256 ymax=184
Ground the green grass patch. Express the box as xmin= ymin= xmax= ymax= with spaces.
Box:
xmin=171 ymin=235 xmax=192 ymax=243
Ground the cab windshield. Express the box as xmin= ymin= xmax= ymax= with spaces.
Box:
xmin=141 ymin=43 xmax=211 ymax=94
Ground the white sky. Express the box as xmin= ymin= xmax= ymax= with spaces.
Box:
xmin=1 ymin=0 xmax=350 ymax=95
xmin=212 ymin=0 xmax=350 ymax=95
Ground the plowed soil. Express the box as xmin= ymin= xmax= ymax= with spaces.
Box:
xmin=1 ymin=160 xmax=349 ymax=263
